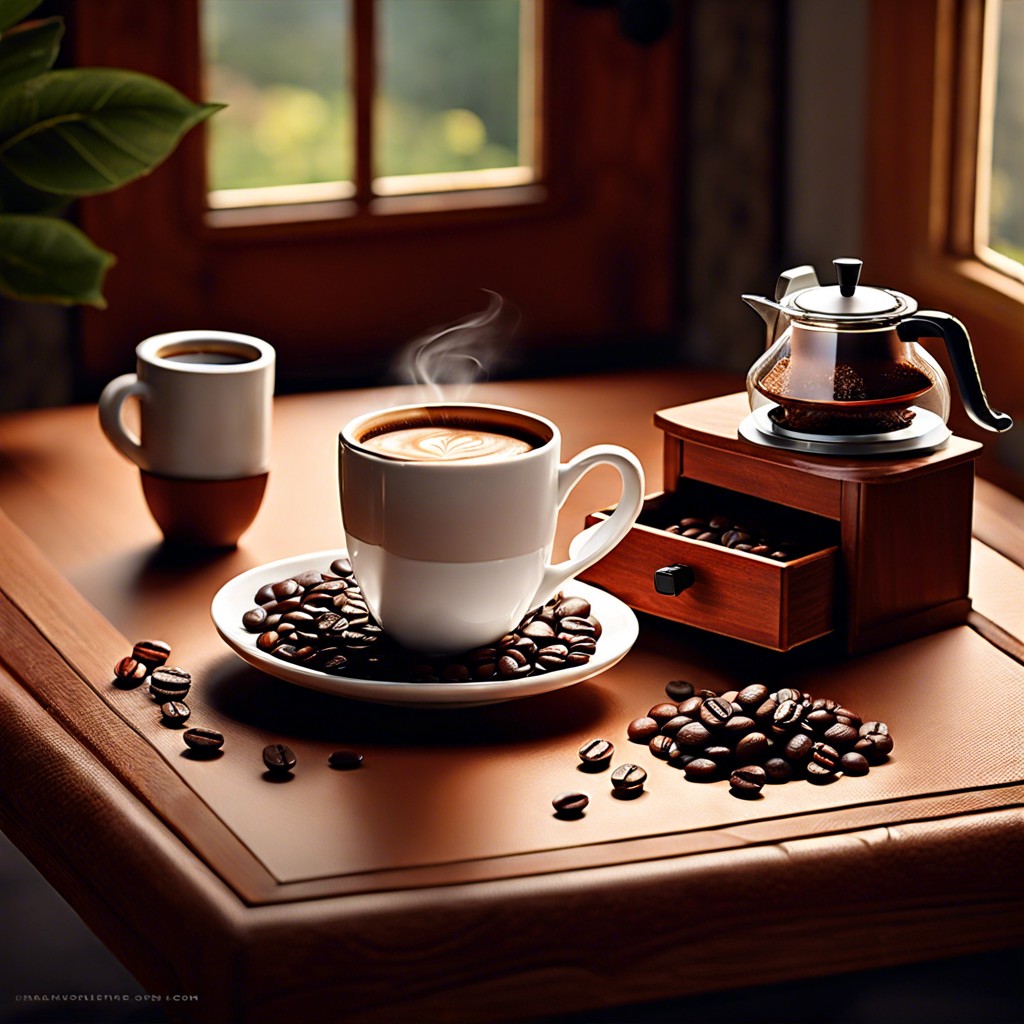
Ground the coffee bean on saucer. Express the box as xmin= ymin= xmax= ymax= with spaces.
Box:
xmin=553 ymin=791 xmax=589 ymax=817
xmin=554 ymin=596 xmax=592 ymax=619
xmin=840 ymin=751 xmax=870 ymax=776
xmin=730 ymin=765 xmax=766 ymax=797
xmin=257 ymin=630 xmax=280 ymax=652
xmin=150 ymin=666 xmax=191 ymax=701
xmin=272 ymin=579 xmax=300 ymax=600
xmin=328 ymin=749 xmax=364 ymax=770
xmin=132 ymin=640 xmax=171 ymax=669
xmin=183 ymin=727 xmax=224 ymax=753
xmin=578 ymin=738 xmax=614 ymax=769
xmin=160 ymin=701 xmax=190 ymax=725
xmin=330 ymin=557 xmax=354 ymax=577
xmin=648 ymin=703 xmax=680 ymax=727
xmin=627 ymin=716 xmax=659 ymax=742
xmin=263 ymin=743 xmax=297 ymax=774
xmin=610 ymin=763 xmax=646 ymax=792
xmin=665 ymin=679 xmax=694 ymax=701
xmin=291 ymin=570 xmax=324 ymax=589
xmin=242 ymin=607 xmax=268 ymax=632
xmin=255 ymin=584 xmax=277 ymax=605
xmin=114 ymin=656 xmax=148 ymax=684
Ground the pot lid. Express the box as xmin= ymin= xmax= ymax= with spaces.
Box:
xmin=788 ymin=258 xmax=916 ymax=322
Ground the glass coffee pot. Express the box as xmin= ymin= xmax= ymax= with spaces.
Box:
xmin=742 ymin=258 xmax=1012 ymax=440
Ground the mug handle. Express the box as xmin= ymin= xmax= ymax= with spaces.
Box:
xmin=529 ymin=444 xmax=645 ymax=609
xmin=98 ymin=373 xmax=151 ymax=470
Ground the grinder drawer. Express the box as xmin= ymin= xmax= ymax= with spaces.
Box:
xmin=578 ymin=483 xmax=839 ymax=651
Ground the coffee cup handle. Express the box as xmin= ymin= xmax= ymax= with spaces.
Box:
xmin=530 ymin=444 xmax=645 ymax=608
xmin=98 ymin=373 xmax=151 ymax=470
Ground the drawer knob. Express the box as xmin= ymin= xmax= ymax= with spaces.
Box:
xmin=654 ymin=563 xmax=695 ymax=596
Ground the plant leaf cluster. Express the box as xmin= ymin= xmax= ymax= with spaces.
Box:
xmin=0 ymin=0 xmax=221 ymax=307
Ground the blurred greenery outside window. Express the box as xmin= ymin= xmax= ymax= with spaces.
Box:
xmin=984 ymin=0 xmax=1024 ymax=273
xmin=201 ymin=0 xmax=533 ymax=210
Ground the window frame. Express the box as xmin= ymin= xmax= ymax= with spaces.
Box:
xmin=73 ymin=0 xmax=683 ymax=393
xmin=865 ymin=0 xmax=1024 ymax=490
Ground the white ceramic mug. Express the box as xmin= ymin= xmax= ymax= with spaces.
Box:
xmin=99 ymin=330 xmax=275 ymax=546
xmin=339 ymin=402 xmax=645 ymax=654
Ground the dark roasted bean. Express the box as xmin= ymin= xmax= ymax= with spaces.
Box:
xmin=328 ymin=749 xmax=363 ymax=769
xmin=660 ymin=715 xmax=691 ymax=736
xmin=805 ymin=760 xmax=837 ymax=782
xmin=784 ymin=732 xmax=813 ymax=765
xmin=699 ymin=696 xmax=734 ymax=728
xmin=763 ymin=757 xmax=793 ymax=783
xmin=754 ymin=697 xmax=778 ymax=723
xmin=242 ymin=607 xmax=268 ymax=632
xmin=810 ymin=742 xmax=839 ymax=770
xmin=840 ymin=751 xmax=870 ymax=776
xmin=854 ymin=731 xmax=893 ymax=762
xmin=676 ymin=721 xmax=713 ymax=749
xmin=649 ymin=734 xmax=676 ymax=760
xmin=665 ymin=679 xmax=694 ymax=702
xmin=648 ymin=702 xmax=680 ymax=727
xmin=553 ymin=791 xmax=589 ymax=816
xmin=723 ymin=715 xmax=756 ymax=736
xmin=150 ymin=666 xmax=191 ymax=700
xmin=257 ymin=630 xmax=280 ymax=652
xmin=291 ymin=570 xmax=324 ymax=589
xmin=772 ymin=699 xmax=805 ymax=732
xmin=775 ymin=687 xmax=802 ymax=704
xmin=114 ymin=656 xmax=147 ymax=683
xmin=823 ymin=722 xmax=859 ymax=748
xmin=730 ymin=765 xmax=766 ymax=796
xmin=160 ymin=701 xmax=190 ymax=724
xmin=735 ymin=731 xmax=770 ymax=762
xmin=271 ymin=579 xmax=300 ymax=600
xmin=330 ymin=557 xmax=354 ymax=577
xmin=610 ymin=763 xmax=647 ymax=791
xmin=555 ymin=596 xmax=592 ymax=619
xmin=684 ymin=757 xmax=718 ymax=781
xmin=255 ymin=583 xmax=277 ymax=605
xmin=835 ymin=707 xmax=862 ymax=729
xmin=183 ymin=727 xmax=224 ymax=752
xmin=677 ymin=696 xmax=704 ymax=716
xmin=860 ymin=720 xmax=889 ymax=737
xmin=579 ymin=738 xmax=615 ymax=767
xmin=132 ymin=640 xmax=171 ymax=668
xmin=263 ymin=743 xmax=297 ymax=774
xmin=703 ymin=744 xmax=732 ymax=767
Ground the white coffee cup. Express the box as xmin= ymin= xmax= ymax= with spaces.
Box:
xmin=339 ymin=402 xmax=644 ymax=654
xmin=99 ymin=330 xmax=275 ymax=546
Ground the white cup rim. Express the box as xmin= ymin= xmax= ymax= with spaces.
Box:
xmin=340 ymin=401 xmax=559 ymax=467
xmin=137 ymin=331 xmax=275 ymax=374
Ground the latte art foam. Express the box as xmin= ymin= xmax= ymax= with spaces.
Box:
xmin=362 ymin=425 xmax=534 ymax=462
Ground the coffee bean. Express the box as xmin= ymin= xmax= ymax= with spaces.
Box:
xmin=255 ymin=583 xmax=277 ymax=605
xmin=723 ymin=715 xmax=755 ymax=736
xmin=854 ymin=732 xmax=893 ymax=762
xmin=649 ymin=734 xmax=675 ymax=760
xmin=840 ymin=751 xmax=870 ymax=776
xmin=835 ymin=707 xmax=862 ymax=729
xmin=627 ymin=716 xmax=660 ymax=742
xmin=860 ymin=720 xmax=889 ymax=737
xmin=537 ymin=646 xmax=569 ymax=670
xmin=802 ymin=708 xmax=837 ymax=732
xmin=323 ymin=654 xmax=348 ymax=673
xmin=555 ymin=596 xmax=592 ymax=619
xmin=763 ymin=757 xmax=793 ymax=783
xmin=708 ymin=515 xmax=731 ymax=530
xmin=684 ymin=757 xmax=718 ymax=781
xmin=257 ymin=630 xmax=280 ymax=652
xmin=730 ymin=765 xmax=766 ymax=796
xmin=703 ymin=744 xmax=733 ymax=767
xmin=696 ymin=531 xmax=719 ymax=543
xmin=328 ymin=748 xmax=364 ymax=769
xmin=675 ymin=721 xmax=713 ymax=749
xmin=610 ymin=763 xmax=647 ymax=791
xmin=736 ymin=684 xmax=769 ymax=709
xmin=150 ymin=666 xmax=191 ymax=700
xmin=699 ymin=696 xmax=734 ymax=728
xmin=522 ymin=620 xmax=556 ymax=642
xmin=774 ymin=687 xmax=802 ymax=704
xmin=330 ymin=557 xmax=354 ymax=577
xmin=810 ymin=742 xmax=839 ymax=770
xmin=805 ymin=760 xmax=837 ymax=782
xmin=291 ymin=570 xmax=324 ymax=589
xmin=772 ymin=699 xmax=805 ymax=733
xmin=132 ymin=640 xmax=171 ymax=668
xmin=735 ymin=731 xmax=770 ymax=762
xmin=679 ymin=517 xmax=706 ymax=529
xmin=183 ymin=727 xmax=224 ymax=752
xmin=579 ymin=738 xmax=614 ymax=767
xmin=784 ymin=732 xmax=813 ymax=764
xmin=648 ymin=702 xmax=680 ymax=727
xmin=823 ymin=723 xmax=859 ymax=748
xmin=665 ymin=679 xmax=694 ymax=701
xmin=754 ymin=697 xmax=778 ymax=723
xmin=160 ymin=701 xmax=190 ymax=724
xmin=114 ymin=656 xmax=147 ymax=683
xmin=242 ymin=607 xmax=267 ymax=632
xmin=272 ymin=579 xmax=300 ymax=600
xmin=682 ymin=527 xmax=704 ymax=538
xmin=660 ymin=715 xmax=691 ymax=736
xmin=677 ymin=696 xmax=704 ymax=716
xmin=553 ymin=791 xmax=589 ymax=816
xmin=263 ymin=743 xmax=297 ymax=774
xmin=750 ymin=544 xmax=771 ymax=555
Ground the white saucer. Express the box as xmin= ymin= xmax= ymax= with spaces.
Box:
xmin=210 ymin=550 xmax=639 ymax=707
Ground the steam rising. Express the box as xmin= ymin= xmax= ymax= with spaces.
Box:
xmin=395 ymin=291 xmax=516 ymax=402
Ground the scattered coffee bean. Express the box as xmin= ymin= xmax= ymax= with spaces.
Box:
xmin=553 ymin=791 xmax=589 ymax=816
xmin=114 ymin=656 xmax=147 ymax=684
xmin=263 ymin=743 xmax=297 ymax=774
xmin=610 ymin=763 xmax=647 ymax=792
xmin=665 ymin=679 xmax=694 ymax=701
xmin=132 ymin=639 xmax=171 ymax=669
xmin=183 ymin=727 xmax=224 ymax=753
xmin=839 ymin=751 xmax=870 ymax=776
xmin=150 ymin=666 xmax=191 ymax=701
xmin=578 ymin=738 xmax=615 ymax=768
xmin=328 ymin=749 xmax=364 ymax=770
xmin=160 ymin=701 xmax=191 ymax=725
xmin=730 ymin=765 xmax=766 ymax=797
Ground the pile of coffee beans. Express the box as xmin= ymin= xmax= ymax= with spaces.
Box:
xmin=629 ymin=679 xmax=893 ymax=798
xmin=242 ymin=557 xmax=603 ymax=683
xmin=661 ymin=514 xmax=798 ymax=561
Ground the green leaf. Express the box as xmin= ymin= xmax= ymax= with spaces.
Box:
xmin=0 ymin=0 xmax=41 ymax=33
xmin=0 ymin=17 xmax=64 ymax=89
xmin=0 ymin=212 xmax=114 ymax=306
xmin=0 ymin=69 xmax=224 ymax=196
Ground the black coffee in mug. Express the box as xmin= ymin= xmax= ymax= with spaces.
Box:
xmin=157 ymin=342 xmax=261 ymax=366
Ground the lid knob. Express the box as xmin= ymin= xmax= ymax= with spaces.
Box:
xmin=834 ymin=258 xmax=862 ymax=297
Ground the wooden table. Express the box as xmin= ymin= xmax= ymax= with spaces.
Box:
xmin=0 ymin=370 xmax=1021 ymax=1024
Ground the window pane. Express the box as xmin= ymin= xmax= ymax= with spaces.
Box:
xmin=988 ymin=0 xmax=1024 ymax=265
xmin=375 ymin=0 xmax=530 ymax=188
xmin=202 ymin=0 xmax=353 ymax=199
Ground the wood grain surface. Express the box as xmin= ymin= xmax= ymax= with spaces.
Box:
xmin=0 ymin=369 xmax=1022 ymax=1024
